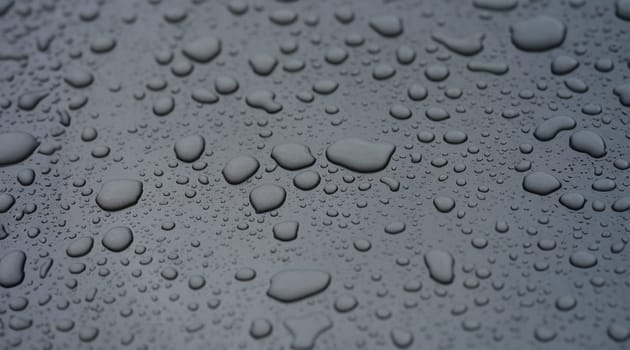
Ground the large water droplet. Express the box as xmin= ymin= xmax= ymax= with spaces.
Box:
xmin=66 ymin=237 xmax=94 ymax=257
xmin=267 ymin=269 xmax=331 ymax=302
xmin=424 ymin=250 xmax=455 ymax=284
xmin=174 ymin=135 xmax=205 ymax=162
xmin=222 ymin=155 xmax=259 ymax=185
xmin=249 ymin=184 xmax=286 ymax=213
xmin=569 ymin=130 xmax=606 ymax=158
xmin=271 ymin=143 xmax=315 ymax=170
xmin=182 ymin=37 xmax=221 ymax=63
xmin=0 ymin=132 xmax=39 ymax=166
xmin=369 ymin=15 xmax=403 ymax=37
xmin=523 ymin=172 xmax=561 ymax=195
xmin=95 ymin=179 xmax=143 ymax=211
xmin=102 ymin=226 xmax=133 ymax=252
xmin=511 ymin=16 xmax=566 ymax=51
xmin=0 ymin=250 xmax=26 ymax=288
xmin=326 ymin=138 xmax=395 ymax=173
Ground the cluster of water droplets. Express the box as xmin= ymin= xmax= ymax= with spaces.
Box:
xmin=0 ymin=0 xmax=629 ymax=349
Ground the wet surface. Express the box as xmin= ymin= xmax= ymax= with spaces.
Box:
xmin=1 ymin=0 xmax=630 ymax=348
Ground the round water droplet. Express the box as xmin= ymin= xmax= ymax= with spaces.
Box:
xmin=271 ymin=143 xmax=315 ymax=170
xmin=273 ymin=221 xmax=299 ymax=241
xmin=67 ymin=237 xmax=94 ymax=257
xmin=334 ymin=294 xmax=358 ymax=313
xmin=182 ymin=37 xmax=221 ymax=63
xmin=326 ymin=138 xmax=395 ymax=173
xmin=293 ymin=170 xmax=321 ymax=191
xmin=250 ymin=318 xmax=273 ymax=339
xmin=267 ymin=269 xmax=331 ymax=302
xmin=249 ymin=184 xmax=286 ymax=213
xmin=223 ymin=155 xmax=259 ymax=185
xmin=96 ymin=179 xmax=143 ymax=211
xmin=0 ymin=250 xmax=26 ymax=288
xmin=102 ymin=227 xmax=133 ymax=252
xmin=369 ymin=15 xmax=403 ymax=37
xmin=174 ymin=135 xmax=205 ymax=163
xmin=0 ymin=132 xmax=39 ymax=166
xmin=569 ymin=251 xmax=597 ymax=268
xmin=522 ymin=172 xmax=561 ymax=196
xmin=511 ymin=16 xmax=566 ymax=51
xmin=424 ymin=250 xmax=455 ymax=284
xmin=569 ymin=130 xmax=606 ymax=158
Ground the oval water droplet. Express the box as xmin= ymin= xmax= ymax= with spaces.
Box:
xmin=95 ymin=179 xmax=143 ymax=211
xmin=267 ymin=269 xmax=331 ymax=302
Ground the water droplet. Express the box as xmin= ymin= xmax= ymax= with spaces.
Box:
xmin=0 ymin=250 xmax=26 ymax=288
xmin=425 ymin=63 xmax=449 ymax=81
xmin=273 ymin=221 xmax=299 ymax=241
xmin=174 ymin=135 xmax=205 ymax=162
xmin=433 ymin=196 xmax=456 ymax=213
xmin=334 ymin=294 xmax=358 ymax=313
xmin=271 ymin=143 xmax=316 ymax=170
xmin=96 ymin=179 xmax=143 ymax=211
xmin=64 ymin=68 xmax=94 ymax=88
xmin=267 ymin=269 xmax=331 ymax=302
xmin=249 ymin=184 xmax=286 ymax=213
xmin=613 ymin=84 xmax=630 ymax=106
xmin=246 ymin=90 xmax=283 ymax=113
xmin=191 ymin=88 xmax=219 ymax=104
xmin=369 ymin=15 xmax=403 ymax=37
xmin=607 ymin=322 xmax=630 ymax=342
xmin=533 ymin=116 xmax=576 ymax=141
xmin=424 ymin=250 xmax=455 ymax=284
xmin=569 ymin=251 xmax=597 ymax=268
xmin=326 ymin=138 xmax=395 ymax=173
xmin=18 ymin=91 xmax=48 ymax=111
xmin=612 ymin=197 xmax=630 ymax=212
xmin=312 ymin=80 xmax=339 ymax=95
xmin=616 ymin=0 xmax=630 ymax=20
xmin=235 ymin=267 xmax=256 ymax=281
xmin=269 ymin=9 xmax=298 ymax=25
xmin=443 ymin=130 xmax=468 ymax=144
xmin=559 ymin=192 xmax=586 ymax=210
xmin=222 ymin=155 xmax=259 ymax=185
xmin=250 ymin=318 xmax=273 ymax=339
xmin=425 ymin=107 xmax=450 ymax=121
xmin=373 ymin=63 xmax=396 ymax=80
xmin=182 ymin=37 xmax=221 ymax=63
xmin=385 ymin=222 xmax=406 ymax=234
xmin=555 ymin=295 xmax=577 ymax=311
xmin=473 ymin=0 xmax=518 ymax=11
xmin=0 ymin=193 xmax=15 ymax=213
xmin=293 ymin=170 xmax=321 ymax=191
xmin=153 ymin=96 xmax=175 ymax=116
xmin=102 ymin=227 xmax=133 ymax=252
xmin=511 ymin=16 xmax=566 ymax=51
xmin=569 ymin=130 xmax=606 ymax=158
xmin=284 ymin=313 xmax=332 ymax=350
xmin=66 ymin=237 xmax=94 ymax=257
xmin=0 ymin=132 xmax=39 ymax=166
xmin=466 ymin=60 xmax=509 ymax=75
xmin=389 ymin=105 xmax=412 ymax=120
xmin=522 ymin=172 xmax=561 ymax=195
xmin=432 ymin=32 xmax=485 ymax=56
xmin=390 ymin=329 xmax=414 ymax=348
xmin=249 ymin=54 xmax=278 ymax=76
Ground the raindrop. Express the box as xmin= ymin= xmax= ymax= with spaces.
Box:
xmin=102 ymin=227 xmax=133 ymax=252
xmin=267 ymin=269 xmax=331 ymax=302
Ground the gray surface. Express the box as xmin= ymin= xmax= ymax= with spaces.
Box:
xmin=1 ymin=0 xmax=630 ymax=349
